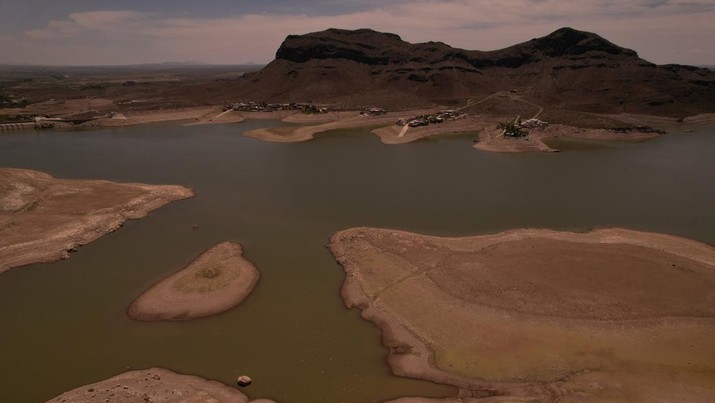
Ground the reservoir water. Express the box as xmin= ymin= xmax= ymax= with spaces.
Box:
xmin=1 ymin=121 xmax=714 ymax=402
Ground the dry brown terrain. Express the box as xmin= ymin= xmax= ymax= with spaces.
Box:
xmin=372 ymin=115 xmax=501 ymax=145
xmin=128 ymin=242 xmax=260 ymax=321
xmin=243 ymin=110 xmax=436 ymax=142
xmin=0 ymin=168 xmax=194 ymax=274
xmin=46 ymin=367 xmax=275 ymax=403
xmin=329 ymin=227 xmax=715 ymax=402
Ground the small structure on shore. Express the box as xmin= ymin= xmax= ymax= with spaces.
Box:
xmin=224 ymin=102 xmax=330 ymax=114
xmin=361 ymin=107 xmax=386 ymax=116
xmin=521 ymin=118 xmax=548 ymax=129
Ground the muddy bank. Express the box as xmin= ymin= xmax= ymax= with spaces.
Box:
xmin=329 ymin=227 xmax=715 ymax=401
xmin=128 ymin=242 xmax=260 ymax=321
xmin=0 ymin=168 xmax=194 ymax=274
xmin=46 ymin=367 xmax=275 ymax=403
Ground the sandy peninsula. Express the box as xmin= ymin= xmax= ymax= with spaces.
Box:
xmin=329 ymin=227 xmax=715 ymax=402
xmin=46 ymin=367 xmax=275 ymax=403
xmin=0 ymin=168 xmax=194 ymax=274
xmin=128 ymin=242 xmax=260 ymax=321
xmin=243 ymin=110 xmax=437 ymax=143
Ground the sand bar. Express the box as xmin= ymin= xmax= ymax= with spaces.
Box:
xmin=128 ymin=242 xmax=260 ymax=321
xmin=46 ymin=367 xmax=275 ymax=403
xmin=0 ymin=168 xmax=194 ymax=274
xmin=329 ymin=227 xmax=715 ymax=401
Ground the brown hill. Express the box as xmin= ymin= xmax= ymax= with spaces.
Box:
xmin=237 ymin=27 xmax=714 ymax=116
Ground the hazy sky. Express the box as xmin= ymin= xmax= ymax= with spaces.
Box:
xmin=1 ymin=0 xmax=713 ymax=66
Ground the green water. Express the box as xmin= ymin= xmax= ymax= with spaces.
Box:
xmin=0 ymin=121 xmax=714 ymax=402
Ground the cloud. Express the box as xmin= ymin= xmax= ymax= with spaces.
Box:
xmin=6 ymin=1 xmax=715 ymax=65
xmin=25 ymin=10 xmax=147 ymax=39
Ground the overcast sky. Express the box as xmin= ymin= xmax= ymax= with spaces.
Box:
xmin=1 ymin=0 xmax=713 ymax=66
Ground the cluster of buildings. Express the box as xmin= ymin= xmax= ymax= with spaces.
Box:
xmin=222 ymin=102 xmax=330 ymax=113
xmin=396 ymin=110 xmax=464 ymax=127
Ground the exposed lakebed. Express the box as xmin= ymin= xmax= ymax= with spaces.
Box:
xmin=0 ymin=120 xmax=714 ymax=402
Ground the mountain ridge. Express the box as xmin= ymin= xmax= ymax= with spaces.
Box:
xmin=236 ymin=27 xmax=713 ymax=117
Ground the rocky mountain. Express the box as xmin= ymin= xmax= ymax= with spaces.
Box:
xmin=236 ymin=27 xmax=714 ymax=116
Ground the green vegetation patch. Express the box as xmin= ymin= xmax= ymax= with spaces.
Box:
xmin=172 ymin=262 xmax=239 ymax=293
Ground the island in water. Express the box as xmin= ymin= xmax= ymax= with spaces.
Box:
xmin=128 ymin=242 xmax=260 ymax=321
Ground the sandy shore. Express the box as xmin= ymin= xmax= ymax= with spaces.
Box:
xmin=0 ymin=168 xmax=194 ymax=274
xmin=78 ymin=106 xmax=220 ymax=128
xmin=372 ymin=116 xmax=502 ymax=145
xmin=128 ymin=242 xmax=260 ymax=321
xmin=46 ymin=367 xmax=275 ymax=403
xmin=243 ymin=110 xmax=438 ymax=143
xmin=80 ymin=107 xmax=358 ymax=128
xmin=473 ymin=123 xmax=663 ymax=152
xmin=329 ymin=227 xmax=715 ymax=401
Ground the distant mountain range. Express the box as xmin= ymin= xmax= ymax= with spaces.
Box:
xmin=235 ymin=27 xmax=714 ymax=116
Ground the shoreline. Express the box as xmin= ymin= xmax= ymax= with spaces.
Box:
xmin=128 ymin=242 xmax=260 ymax=321
xmin=0 ymin=168 xmax=195 ymax=274
xmin=328 ymin=227 xmax=715 ymax=401
xmin=6 ymin=103 xmax=712 ymax=153
xmin=46 ymin=367 xmax=275 ymax=403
